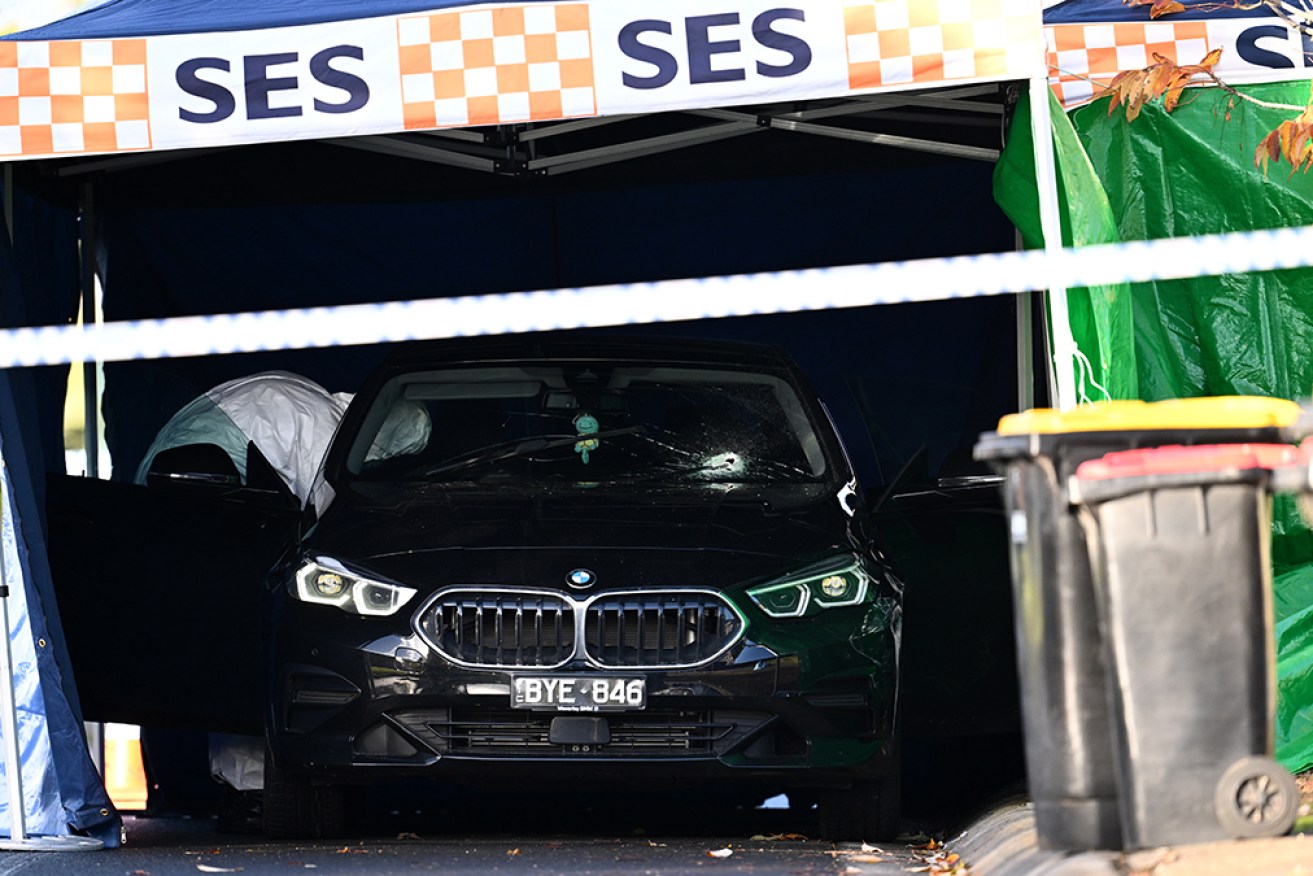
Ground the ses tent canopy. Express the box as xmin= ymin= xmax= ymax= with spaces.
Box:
xmin=7 ymin=0 xmax=1312 ymax=851
xmin=0 ymin=0 xmax=1050 ymax=846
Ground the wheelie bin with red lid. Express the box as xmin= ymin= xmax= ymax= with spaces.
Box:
xmin=1070 ymin=443 xmax=1302 ymax=849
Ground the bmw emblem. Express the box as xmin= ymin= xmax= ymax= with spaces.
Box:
xmin=567 ymin=569 xmax=595 ymax=589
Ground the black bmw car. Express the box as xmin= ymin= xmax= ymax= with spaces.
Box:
xmin=262 ymin=336 xmax=903 ymax=839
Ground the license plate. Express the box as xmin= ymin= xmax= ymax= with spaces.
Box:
xmin=511 ymin=676 xmax=646 ymax=712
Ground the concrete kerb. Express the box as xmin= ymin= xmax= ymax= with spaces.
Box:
xmin=939 ymin=796 xmax=1111 ymax=876
xmin=939 ymin=797 xmax=1313 ymax=876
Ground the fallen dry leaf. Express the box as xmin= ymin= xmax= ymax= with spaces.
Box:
xmin=506 ymin=849 xmax=521 ymax=857
xmin=196 ymin=867 xmax=242 ymax=874
xmin=707 ymin=848 xmax=734 ymax=858
xmin=910 ymin=847 xmax=968 ymax=876
xmin=749 ymin=832 xmax=808 ymax=841
xmin=827 ymin=847 xmax=885 ymax=860
xmin=129 ymin=870 xmax=151 ymax=875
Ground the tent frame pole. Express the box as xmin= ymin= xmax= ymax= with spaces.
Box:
xmin=78 ymin=184 xmax=100 ymax=479
xmin=1027 ymin=75 xmax=1078 ymax=410
xmin=1016 ymin=226 xmax=1036 ymax=411
xmin=3 ymin=164 xmax=11 ymax=245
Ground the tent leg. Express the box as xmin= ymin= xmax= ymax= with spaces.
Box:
xmin=79 ymin=184 xmax=101 ymax=479
xmin=1014 ymin=230 xmax=1037 ymax=410
xmin=1016 ymin=290 xmax=1035 ymax=411
xmin=76 ymin=187 xmax=108 ymax=781
xmin=1027 ymin=75 xmax=1078 ymax=410
xmin=3 ymin=165 xmax=11 ymax=245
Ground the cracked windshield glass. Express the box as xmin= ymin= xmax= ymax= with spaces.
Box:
xmin=345 ymin=365 xmax=827 ymax=486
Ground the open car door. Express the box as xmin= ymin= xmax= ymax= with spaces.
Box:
xmin=47 ymin=439 xmax=302 ymax=734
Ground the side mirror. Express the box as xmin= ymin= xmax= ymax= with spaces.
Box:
xmin=145 ymin=442 xmax=299 ymax=510
xmin=146 ymin=443 xmax=241 ymax=489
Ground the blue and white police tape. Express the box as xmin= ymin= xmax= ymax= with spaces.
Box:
xmin=2 ymin=223 xmax=1311 ymax=368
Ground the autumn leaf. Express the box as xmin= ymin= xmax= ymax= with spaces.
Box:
xmin=1105 ymin=49 xmax=1222 ymax=120
xmin=1255 ymin=105 xmax=1313 ymax=175
xmin=1150 ymin=1 xmax=1186 ymax=17
xmin=1124 ymin=0 xmax=1186 ymax=17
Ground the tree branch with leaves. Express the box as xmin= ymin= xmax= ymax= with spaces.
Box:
xmin=1079 ymin=1 xmax=1313 ymax=172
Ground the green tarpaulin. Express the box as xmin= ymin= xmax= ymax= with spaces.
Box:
xmin=995 ymin=83 xmax=1313 ymax=773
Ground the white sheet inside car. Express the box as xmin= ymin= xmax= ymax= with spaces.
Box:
xmin=134 ymin=371 xmax=351 ymax=503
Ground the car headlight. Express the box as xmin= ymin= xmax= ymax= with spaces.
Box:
xmin=293 ymin=558 xmax=417 ymax=617
xmin=746 ymin=556 xmax=871 ymax=619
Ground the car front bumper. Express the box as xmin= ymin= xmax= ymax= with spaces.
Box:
xmin=268 ymin=597 xmax=898 ymax=792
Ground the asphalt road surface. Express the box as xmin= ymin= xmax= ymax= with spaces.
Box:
xmin=0 ymin=793 xmax=937 ymax=876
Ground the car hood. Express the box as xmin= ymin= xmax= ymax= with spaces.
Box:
xmin=308 ymin=483 xmax=853 ymax=590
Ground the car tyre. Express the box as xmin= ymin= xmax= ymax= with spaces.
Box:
xmin=262 ymin=751 xmax=347 ymax=839
xmin=817 ymin=774 xmax=900 ymax=842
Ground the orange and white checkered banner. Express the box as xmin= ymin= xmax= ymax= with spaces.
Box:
xmin=0 ymin=0 xmax=1045 ymax=161
xmin=1046 ymin=16 xmax=1313 ymax=108
xmin=0 ymin=38 xmax=150 ymax=157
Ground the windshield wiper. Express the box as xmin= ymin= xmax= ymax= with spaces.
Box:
xmin=411 ymin=426 xmax=648 ymax=479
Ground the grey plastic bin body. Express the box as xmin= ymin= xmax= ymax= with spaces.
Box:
xmin=1074 ymin=464 xmax=1299 ymax=849
xmin=977 ymin=436 xmax=1121 ymax=850
xmin=974 ymin=427 xmax=1284 ymax=852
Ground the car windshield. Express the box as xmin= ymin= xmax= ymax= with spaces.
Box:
xmin=342 ymin=364 xmax=830 ymax=486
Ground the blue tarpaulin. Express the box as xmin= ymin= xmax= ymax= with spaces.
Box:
xmin=0 ymin=208 xmax=120 ymax=845
xmin=1043 ymin=0 xmax=1272 ymax=23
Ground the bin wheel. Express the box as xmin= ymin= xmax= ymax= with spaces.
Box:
xmin=1213 ymin=756 xmax=1299 ymax=839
